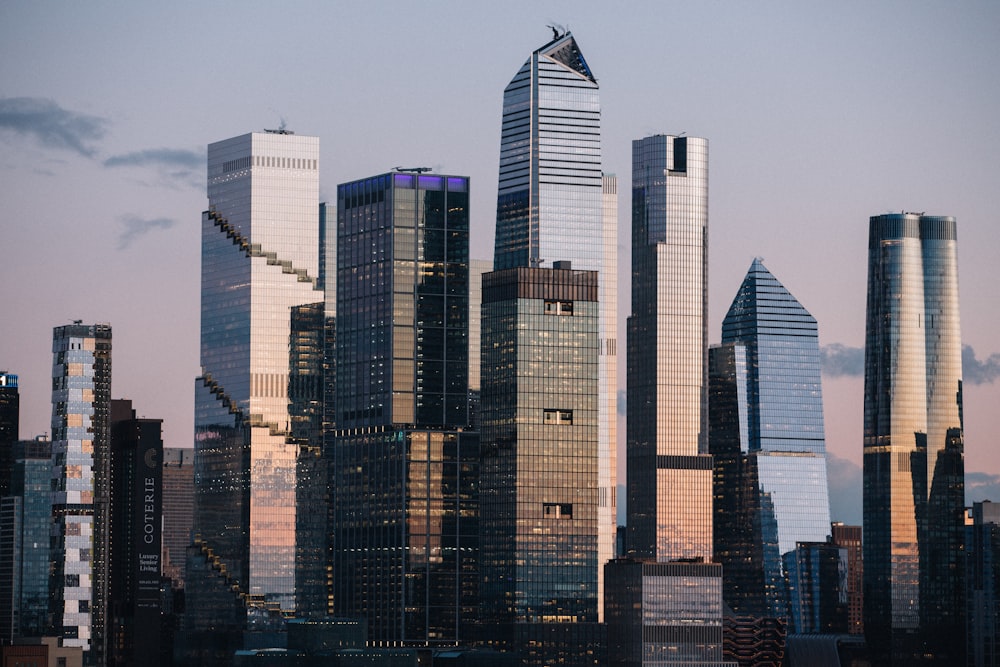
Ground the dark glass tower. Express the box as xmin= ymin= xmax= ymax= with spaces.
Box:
xmin=109 ymin=399 xmax=163 ymax=667
xmin=0 ymin=372 xmax=18 ymax=499
xmin=330 ymin=171 xmax=477 ymax=646
xmin=711 ymin=259 xmax=832 ymax=624
xmin=863 ymin=213 xmax=965 ymax=663
xmin=0 ymin=437 xmax=51 ymax=641
xmin=479 ymin=265 xmax=601 ymax=663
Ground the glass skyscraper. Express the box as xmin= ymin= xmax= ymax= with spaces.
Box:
xmin=329 ymin=171 xmax=478 ymax=646
xmin=493 ymin=29 xmax=617 ymax=619
xmin=623 ymin=135 xmax=731 ymax=666
xmin=49 ymin=323 xmax=112 ymax=662
xmin=627 ymin=134 xmax=711 ymax=562
xmin=0 ymin=371 xmax=18 ymax=499
xmin=479 ymin=265 xmax=600 ymax=662
xmin=192 ymin=130 xmax=323 ymax=625
xmin=863 ymin=212 xmax=965 ymax=663
xmin=0 ymin=437 xmax=51 ymax=642
xmin=494 ymin=31 xmax=602 ymax=272
xmin=710 ymin=259 xmax=833 ymax=622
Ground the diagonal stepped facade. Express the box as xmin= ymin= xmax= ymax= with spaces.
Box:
xmin=190 ymin=131 xmax=323 ymax=639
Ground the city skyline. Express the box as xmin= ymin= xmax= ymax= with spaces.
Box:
xmin=1 ymin=3 xmax=999 ymax=521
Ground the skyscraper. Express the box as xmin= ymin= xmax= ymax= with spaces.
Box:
xmin=830 ymin=523 xmax=863 ymax=636
xmin=493 ymin=28 xmax=617 ymax=618
xmin=863 ymin=212 xmax=965 ymax=663
xmin=479 ymin=264 xmax=601 ymax=663
xmin=192 ymin=130 xmax=322 ymax=628
xmin=49 ymin=323 xmax=112 ymax=662
xmin=109 ymin=399 xmax=163 ymax=667
xmin=0 ymin=371 xmax=19 ymax=499
xmin=620 ymin=135 xmax=731 ymax=666
xmin=0 ymin=437 xmax=51 ymax=642
xmin=627 ymin=134 xmax=711 ymax=562
xmin=710 ymin=259 xmax=833 ymax=621
xmin=330 ymin=171 xmax=477 ymax=646
xmin=493 ymin=30 xmax=601 ymax=272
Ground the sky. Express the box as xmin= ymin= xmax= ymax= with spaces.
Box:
xmin=1 ymin=1 xmax=998 ymax=525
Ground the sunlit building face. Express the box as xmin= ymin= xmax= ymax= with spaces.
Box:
xmin=863 ymin=213 xmax=964 ymax=659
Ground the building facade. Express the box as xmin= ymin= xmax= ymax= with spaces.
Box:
xmin=710 ymin=259 xmax=833 ymax=622
xmin=330 ymin=171 xmax=478 ymax=645
xmin=161 ymin=447 xmax=194 ymax=587
xmin=0 ymin=372 xmax=18 ymax=499
xmin=191 ymin=130 xmax=323 ymax=634
xmin=605 ymin=560 xmax=730 ymax=667
xmin=479 ymin=265 xmax=601 ymax=663
xmin=830 ymin=522 xmax=863 ymax=635
xmin=627 ymin=134 xmax=712 ymax=562
xmin=968 ymin=501 xmax=1000 ymax=667
xmin=49 ymin=323 xmax=112 ymax=662
xmin=0 ymin=438 xmax=51 ymax=641
xmin=109 ymin=400 xmax=163 ymax=667
xmin=493 ymin=33 xmax=618 ymax=615
xmin=863 ymin=213 xmax=965 ymax=663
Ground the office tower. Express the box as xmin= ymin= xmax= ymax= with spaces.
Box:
xmin=783 ymin=542 xmax=848 ymax=634
xmin=161 ymin=447 xmax=194 ymax=586
xmin=627 ymin=134 xmax=711 ymax=561
xmin=49 ymin=323 xmax=112 ymax=662
xmin=109 ymin=399 xmax=163 ymax=667
xmin=330 ymin=171 xmax=477 ymax=645
xmin=480 ymin=265 xmax=601 ymax=663
xmin=192 ymin=130 xmax=322 ymax=633
xmin=967 ymin=501 xmax=1000 ymax=667
xmin=830 ymin=523 xmax=863 ymax=635
xmin=0 ymin=438 xmax=51 ymax=641
xmin=863 ymin=213 xmax=965 ymax=663
xmin=493 ymin=30 xmax=601 ymax=272
xmin=494 ymin=28 xmax=618 ymax=617
xmin=621 ymin=135 xmax=730 ymax=667
xmin=0 ymin=372 xmax=18 ymax=498
xmin=710 ymin=259 xmax=833 ymax=621
xmin=605 ymin=560 xmax=728 ymax=667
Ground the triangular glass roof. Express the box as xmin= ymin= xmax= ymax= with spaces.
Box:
xmin=538 ymin=32 xmax=595 ymax=82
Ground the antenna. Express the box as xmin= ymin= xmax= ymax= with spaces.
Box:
xmin=393 ymin=166 xmax=432 ymax=174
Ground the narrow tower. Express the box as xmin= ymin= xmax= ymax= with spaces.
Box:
xmin=49 ymin=323 xmax=112 ymax=662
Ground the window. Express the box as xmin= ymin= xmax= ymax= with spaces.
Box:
xmin=543 ymin=299 xmax=573 ymax=315
xmin=543 ymin=503 xmax=573 ymax=519
xmin=543 ymin=409 xmax=573 ymax=425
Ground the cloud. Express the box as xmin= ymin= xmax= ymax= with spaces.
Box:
xmin=826 ymin=453 xmax=862 ymax=525
xmin=821 ymin=344 xmax=864 ymax=378
xmin=820 ymin=343 xmax=999 ymax=384
xmin=118 ymin=215 xmax=176 ymax=250
xmin=0 ymin=97 xmax=107 ymax=158
xmin=103 ymin=147 xmax=204 ymax=169
xmin=963 ymin=345 xmax=1000 ymax=385
xmin=967 ymin=472 xmax=1000 ymax=505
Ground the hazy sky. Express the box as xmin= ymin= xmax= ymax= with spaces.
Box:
xmin=2 ymin=1 xmax=998 ymax=523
